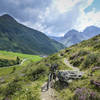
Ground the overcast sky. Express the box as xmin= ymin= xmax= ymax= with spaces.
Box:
xmin=0 ymin=0 xmax=100 ymax=36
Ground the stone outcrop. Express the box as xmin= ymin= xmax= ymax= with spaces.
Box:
xmin=57 ymin=70 xmax=83 ymax=82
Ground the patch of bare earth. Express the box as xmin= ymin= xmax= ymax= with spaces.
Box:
xmin=41 ymin=82 xmax=59 ymax=100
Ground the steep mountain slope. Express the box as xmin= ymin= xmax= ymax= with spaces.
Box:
xmin=0 ymin=14 xmax=65 ymax=55
xmin=49 ymin=26 xmax=100 ymax=47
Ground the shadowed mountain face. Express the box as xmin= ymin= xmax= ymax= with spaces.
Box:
xmin=49 ymin=26 xmax=100 ymax=47
xmin=0 ymin=14 xmax=65 ymax=55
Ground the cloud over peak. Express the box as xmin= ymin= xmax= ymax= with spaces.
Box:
xmin=0 ymin=0 xmax=100 ymax=36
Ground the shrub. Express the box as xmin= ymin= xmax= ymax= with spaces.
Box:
xmin=90 ymin=80 xmax=100 ymax=88
xmin=11 ymin=67 xmax=16 ymax=73
xmin=27 ymin=66 xmax=47 ymax=81
xmin=73 ymin=88 xmax=100 ymax=100
xmin=71 ymin=59 xmax=81 ymax=67
xmin=78 ymin=50 xmax=89 ymax=56
xmin=50 ymin=54 xmax=59 ymax=61
xmin=70 ymin=57 xmax=84 ymax=67
xmin=16 ymin=56 xmax=21 ymax=64
xmin=0 ymin=87 xmax=3 ymax=95
xmin=94 ymin=43 xmax=100 ymax=49
xmin=4 ymin=80 xmax=22 ymax=97
xmin=65 ymin=49 xmax=70 ymax=53
xmin=26 ymin=91 xmax=34 ymax=100
xmin=69 ymin=50 xmax=89 ymax=60
xmin=0 ymin=59 xmax=18 ymax=67
xmin=83 ymin=53 xmax=100 ymax=68
xmin=69 ymin=54 xmax=76 ymax=60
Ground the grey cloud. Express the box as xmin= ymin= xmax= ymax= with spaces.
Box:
xmin=0 ymin=0 xmax=51 ymax=22
xmin=0 ymin=0 xmax=90 ymax=36
xmin=40 ymin=4 xmax=81 ymax=36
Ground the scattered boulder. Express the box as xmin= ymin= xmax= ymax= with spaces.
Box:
xmin=57 ymin=70 xmax=83 ymax=83
xmin=60 ymin=53 xmax=64 ymax=56
xmin=65 ymin=49 xmax=70 ymax=53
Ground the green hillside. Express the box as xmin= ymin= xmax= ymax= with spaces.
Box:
xmin=0 ymin=35 xmax=100 ymax=100
xmin=52 ymin=34 xmax=100 ymax=100
xmin=0 ymin=51 xmax=44 ymax=100
xmin=0 ymin=14 xmax=65 ymax=55
xmin=0 ymin=50 xmax=41 ymax=60
xmin=0 ymin=50 xmax=42 ymax=68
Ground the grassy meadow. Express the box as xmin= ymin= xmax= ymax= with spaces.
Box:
xmin=0 ymin=50 xmax=42 ymax=61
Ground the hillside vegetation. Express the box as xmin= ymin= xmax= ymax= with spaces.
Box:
xmin=0 ymin=35 xmax=100 ymax=100
xmin=0 ymin=51 xmax=43 ymax=100
xmin=37 ymin=34 xmax=100 ymax=100
xmin=52 ymin=34 xmax=100 ymax=100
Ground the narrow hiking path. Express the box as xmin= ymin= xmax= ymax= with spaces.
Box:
xmin=20 ymin=58 xmax=28 ymax=65
xmin=41 ymin=83 xmax=58 ymax=100
xmin=41 ymin=80 xmax=59 ymax=100
xmin=64 ymin=58 xmax=79 ymax=71
xmin=58 ymin=53 xmax=79 ymax=71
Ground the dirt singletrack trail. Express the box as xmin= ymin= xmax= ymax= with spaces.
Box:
xmin=64 ymin=58 xmax=79 ymax=71
xmin=41 ymin=82 xmax=58 ymax=100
